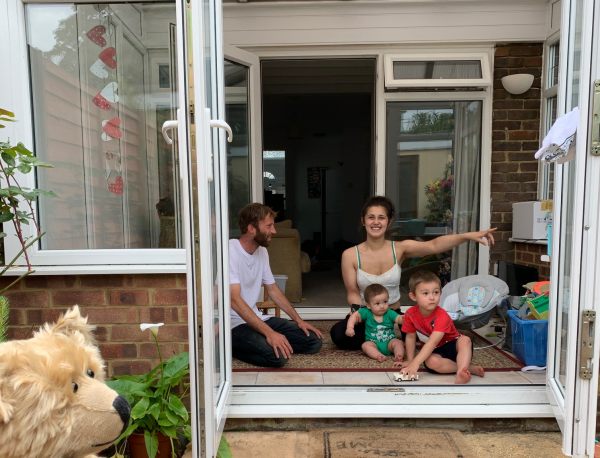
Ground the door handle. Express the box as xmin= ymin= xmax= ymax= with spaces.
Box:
xmin=161 ymin=119 xmax=179 ymax=145
xmin=208 ymin=119 xmax=233 ymax=142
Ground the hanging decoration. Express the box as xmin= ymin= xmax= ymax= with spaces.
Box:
xmin=105 ymin=152 xmax=124 ymax=195
xmin=86 ymin=8 xmax=124 ymax=195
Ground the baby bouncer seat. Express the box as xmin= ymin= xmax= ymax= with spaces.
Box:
xmin=440 ymin=274 xmax=510 ymax=330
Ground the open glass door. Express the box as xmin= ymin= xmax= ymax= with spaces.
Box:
xmin=174 ymin=0 xmax=232 ymax=456
xmin=223 ymin=44 xmax=263 ymax=222
xmin=546 ymin=0 xmax=600 ymax=456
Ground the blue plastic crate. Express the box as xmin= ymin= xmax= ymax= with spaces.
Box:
xmin=508 ymin=310 xmax=548 ymax=366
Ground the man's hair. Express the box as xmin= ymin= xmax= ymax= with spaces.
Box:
xmin=408 ymin=270 xmax=441 ymax=293
xmin=238 ymin=203 xmax=277 ymax=234
xmin=364 ymin=283 xmax=389 ymax=304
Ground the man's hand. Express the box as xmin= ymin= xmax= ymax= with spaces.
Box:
xmin=266 ymin=331 xmax=293 ymax=359
xmin=345 ymin=327 xmax=355 ymax=337
xmin=296 ymin=319 xmax=323 ymax=339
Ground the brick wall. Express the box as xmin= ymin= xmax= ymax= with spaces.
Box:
xmin=491 ymin=42 xmax=549 ymax=277
xmin=1 ymin=273 xmax=188 ymax=377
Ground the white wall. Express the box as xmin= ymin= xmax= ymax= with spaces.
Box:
xmin=223 ymin=0 xmax=548 ymax=49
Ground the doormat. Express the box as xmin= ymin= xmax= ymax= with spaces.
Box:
xmin=319 ymin=428 xmax=473 ymax=458
xmin=232 ymin=320 xmax=523 ymax=372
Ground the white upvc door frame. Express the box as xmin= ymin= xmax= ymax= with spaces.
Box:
xmin=223 ymin=44 xmax=539 ymax=420
xmin=545 ymin=0 xmax=600 ymax=456
xmin=224 ymin=45 xmax=263 ymax=203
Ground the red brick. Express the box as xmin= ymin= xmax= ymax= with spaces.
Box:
xmin=139 ymin=306 xmax=182 ymax=323
xmin=109 ymin=290 xmax=149 ymax=306
xmin=80 ymin=275 xmax=125 ymax=288
xmin=111 ymin=325 xmax=148 ymax=341
xmin=153 ymin=324 xmax=189 ymax=342
xmin=99 ymin=343 xmax=139 ymax=359
xmin=507 ymin=110 xmax=539 ymax=121
xmin=519 ymin=162 xmax=539 ymax=172
xmin=508 ymin=131 xmax=538 ymax=141
xmin=0 ymin=276 xmax=20 ymax=290
xmin=494 ymin=100 xmax=524 ymax=110
xmin=140 ymin=342 xmax=183 ymax=358
xmin=3 ymin=290 xmax=50 ymax=307
xmin=152 ymin=289 xmax=188 ymax=306
xmin=83 ymin=307 xmax=139 ymax=324
xmin=111 ymin=360 xmax=153 ymax=377
xmin=133 ymin=274 xmax=178 ymax=288
xmin=52 ymin=290 xmax=107 ymax=306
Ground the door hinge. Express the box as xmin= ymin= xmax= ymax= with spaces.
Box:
xmin=579 ymin=310 xmax=595 ymax=380
xmin=592 ymin=81 xmax=600 ymax=155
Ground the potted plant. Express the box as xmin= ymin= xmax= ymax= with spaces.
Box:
xmin=107 ymin=323 xmax=191 ymax=458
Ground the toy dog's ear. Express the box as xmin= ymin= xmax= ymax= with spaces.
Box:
xmin=39 ymin=305 xmax=96 ymax=345
xmin=0 ymin=389 xmax=14 ymax=424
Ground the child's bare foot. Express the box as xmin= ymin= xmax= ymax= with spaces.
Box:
xmin=469 ymin=365 xmax=485 ymax=377
xmin=455 ymin=367 xmax=472 ymax=384
xmin=393 ymin=352 xmax=404 ymax=363
xmin=376 ymin=354 xmax=387 ymax=362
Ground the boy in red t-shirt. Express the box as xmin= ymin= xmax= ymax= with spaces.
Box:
xmin=400 ymin=270 xmax=485 ymax=384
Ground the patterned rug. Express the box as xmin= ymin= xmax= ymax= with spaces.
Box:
xmin=232 ymin=320 xmax=523 ymax=372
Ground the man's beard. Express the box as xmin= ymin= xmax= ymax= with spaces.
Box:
xmin=254 ymin=231 xmax=271 ymax=247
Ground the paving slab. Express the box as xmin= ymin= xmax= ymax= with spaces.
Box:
xmin=223 ymin=428 xmax=566 ymax=457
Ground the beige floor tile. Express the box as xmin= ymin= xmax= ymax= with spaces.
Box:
xmin=224 ymin=431 xmax=316 ymax=458
xmin=232 ymin=372 xmax=258 ymax=385
xmin=323 ymin=371 xmax=393 ymax=385
xmin=256 ymin=371 xmax=324 ymax=385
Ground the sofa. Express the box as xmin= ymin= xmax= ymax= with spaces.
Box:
xmin=266 ymin=220 xmax=311 ymax=302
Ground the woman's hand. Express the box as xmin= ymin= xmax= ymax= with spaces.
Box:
xmin=466 ymin=228 xmax=497 ymax=247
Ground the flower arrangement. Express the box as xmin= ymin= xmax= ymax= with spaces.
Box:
xmin=107 ymin=323 xmax=191 ymax=458
xmin=424 ymin=158 xmax=454 ymax=225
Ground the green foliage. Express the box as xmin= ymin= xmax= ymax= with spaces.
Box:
xmin=0 ymin=109 xmax=54 ymax=274
xmin=107 ymin=329 xmax=191 ymax=458
xmin=0 ymin=296 xmax=8 ymax=343
xmin=217 ymin=436 xmax=232 ymax=458
xmin=424 ymin=158 xmax=454 ymax=224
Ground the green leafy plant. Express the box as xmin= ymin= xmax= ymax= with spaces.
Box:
xmin=107 ymin=323 xmax=191 ymax=458
xmin=0 ymin=109 xmax=54 ymax=285
xmin=0 ymin=109 xmax=54 ymax=342
xmin=424 ymin=158 xmax=453 ymax=225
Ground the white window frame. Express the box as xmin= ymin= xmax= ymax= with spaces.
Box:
xmin=0 ymin=0 xmax=185 ymax=274
xmin=383 ymin=53 xmax=492 ymax=90
xmin=537 ymin=35 xmax=560 ymax=200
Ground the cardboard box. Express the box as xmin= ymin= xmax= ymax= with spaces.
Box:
xmin=512 ymin=201 xmax=548 ymax=240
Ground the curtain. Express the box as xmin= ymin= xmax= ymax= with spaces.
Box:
xmin=451 ymin=101 xmax=482 ymax=279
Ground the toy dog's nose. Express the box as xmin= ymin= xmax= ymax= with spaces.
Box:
xmin=113 ymin=395 xmax=131 ymax=427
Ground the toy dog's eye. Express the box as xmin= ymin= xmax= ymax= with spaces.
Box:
xmin=72 ymin=382 xmax=79 ymax=393
xmin=87 ymin=369 xmax=95 ymax=378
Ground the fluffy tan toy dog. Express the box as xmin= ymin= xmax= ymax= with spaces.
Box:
xmin=0 ymin=306 xmax=130 ymax=458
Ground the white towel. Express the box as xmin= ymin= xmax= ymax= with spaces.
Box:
xmin=534 ymin=106 xmax=579 ymax=160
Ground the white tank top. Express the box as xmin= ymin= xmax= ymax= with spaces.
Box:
xmin=356 ymin=241 xmax=402 ymax=304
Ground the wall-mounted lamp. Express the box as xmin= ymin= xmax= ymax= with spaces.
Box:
xmin=501 ymin=73 xmax=534 ymax=95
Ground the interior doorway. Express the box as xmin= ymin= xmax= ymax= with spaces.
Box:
xmin=261 ymin=58 xmax=375 ymax=286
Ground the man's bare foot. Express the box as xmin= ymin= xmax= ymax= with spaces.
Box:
xmin=455 ymin=367 xmax=472 ymax=384
xmin=469 ymin=365 xmax=485 ymax=377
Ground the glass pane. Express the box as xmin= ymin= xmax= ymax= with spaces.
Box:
xmin=547 ymin=43 xmax=560 ymax=88
xmin=26 ymin=2 xmax=178 ymax=250
xmin=554 ymin=0 xmax=584 ymax=393
xmin=224 ymin=60 xmax=251 ymax=235
xmin=540 ymin=96 xmax=558 ymax=201
xmin=263 ymin=150 xmax=286 ymax=220
xmin=392 ymin=60 xmax=482 ymax=80
xmin=385 ymin=100 xmax=482 ymax=283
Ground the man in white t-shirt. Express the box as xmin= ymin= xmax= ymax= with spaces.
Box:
xmin=230 ymin=203 xmax=322 ymax=367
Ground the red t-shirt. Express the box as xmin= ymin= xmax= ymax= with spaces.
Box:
xmin=401 ymin=305 xmax=460 ymax=348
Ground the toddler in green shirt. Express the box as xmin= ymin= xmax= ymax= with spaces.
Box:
xmin=345 ymin=283 xmax=404 ymax=364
